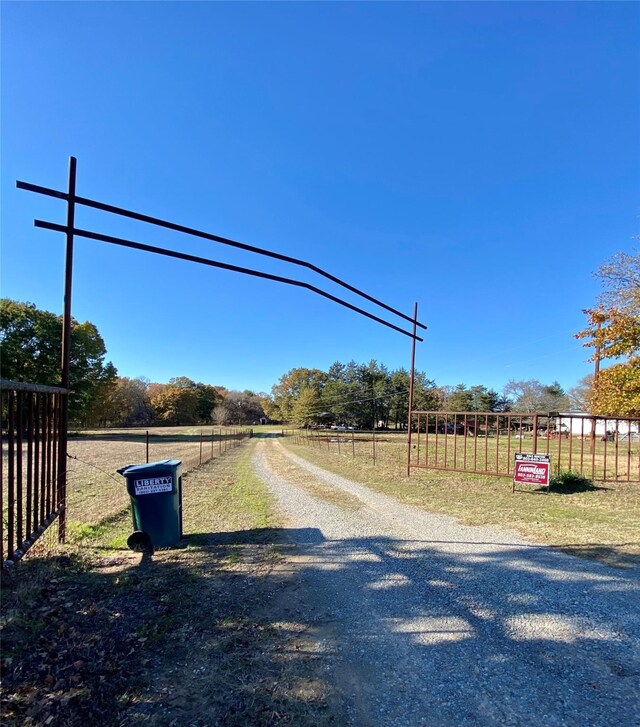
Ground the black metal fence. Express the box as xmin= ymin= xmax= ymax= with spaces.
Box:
xmin=1 ymin=380 xmax=68 ymax=570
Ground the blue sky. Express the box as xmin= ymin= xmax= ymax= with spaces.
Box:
xmin=2 ymin=2 xmax=639 ymax=396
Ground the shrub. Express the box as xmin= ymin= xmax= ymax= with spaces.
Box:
xmin=550 ymin=470 xmax=595 ymax=492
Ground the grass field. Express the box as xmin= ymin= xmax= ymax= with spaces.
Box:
xmin=280 ymin=429 xmax=640 ymax=569
xmin=69 ymin=424 xmax=635 ymax=570
xmin=288 ymin=427 xmax=640 ymax=482
xmin=2 ymin=426 xmax=252 ymax=559
xmin=4 ymin=424 xmax=637 ymax=569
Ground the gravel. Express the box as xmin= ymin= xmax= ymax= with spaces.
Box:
xmin=252 ymin=437 xmax=640 ymax=727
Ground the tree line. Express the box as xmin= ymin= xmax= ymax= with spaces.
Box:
xmin=99 ymin=376 xmax=268 ymax=427
xmin=0 ymin=300 xmax=268 ymax=427
xmin=262 ymin=360 xmax=577 ymax=429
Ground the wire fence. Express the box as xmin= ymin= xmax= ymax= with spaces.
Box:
xmin=282 ymin=428 xmax=405 ymax=469
xmin=2 ymin=425 xmax=252 ymax=567
xmin=64 ymin=427 xmax=251 ymax=539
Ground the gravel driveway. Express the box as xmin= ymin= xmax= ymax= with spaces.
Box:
xmin=253 ymin=437 xmax=640 ymax=727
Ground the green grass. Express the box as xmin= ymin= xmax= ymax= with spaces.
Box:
xmin=62 ymin=439 xmax=276 ymax=551
xmin=67 ymin=508 xmax=131 ymax=549
xmin=182 ymin=439 xmax=276 ymax=537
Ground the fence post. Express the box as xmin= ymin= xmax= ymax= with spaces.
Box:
xmin=373 ymin=427 xmax=376 ymax=466
xmin=532 ymin=414 xmax=538 ymax=455
xmin=406 ymin=302 xmax=418 ymax=476
xmin=57 ymin=156 xmax=77 ymax=544
xmin=352 ymin=430 xmax=355 ymax=458
xmin=146 ymin=430 xmax=149 ymax=463
xmin=211 ymin=429 xmax=214 ymax=459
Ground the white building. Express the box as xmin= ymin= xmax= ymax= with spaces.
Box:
xmin=554 ymin=413 xmax=640 ymax=437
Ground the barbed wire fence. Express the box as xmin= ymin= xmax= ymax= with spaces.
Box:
xmin=281 ymin=427 xmax=406 ymax=470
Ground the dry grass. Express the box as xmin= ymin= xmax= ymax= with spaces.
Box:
xmin=1 ymin=427 xmax=251 ymax=554
xmin=282 ymin=434 xmax=640 ymax=570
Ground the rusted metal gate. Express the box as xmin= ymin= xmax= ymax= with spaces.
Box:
xmin=407 ymin=410 xmax=640 ymax=483
xmin=1 ymin=381 xmax=68 ymax=569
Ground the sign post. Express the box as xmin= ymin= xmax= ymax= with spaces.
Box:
xmin=513 ymin=453 xmax=551 ymax=493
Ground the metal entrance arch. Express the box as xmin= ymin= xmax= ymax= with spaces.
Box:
xmin=11 ymin=156 xmax=426 ymax=558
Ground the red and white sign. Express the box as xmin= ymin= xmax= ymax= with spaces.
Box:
xmin=514 ymin=453 xmax=550 ymax=487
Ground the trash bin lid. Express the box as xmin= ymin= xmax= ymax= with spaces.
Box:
xmin=118 ymin=459 xmax=182 ymax=476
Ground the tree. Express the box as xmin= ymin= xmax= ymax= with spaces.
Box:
xmin=591 ymin=364 xmax=640 ymax=417
xmin=224 ymin=390 xmax=267 ymax=424
xmin=355 ymin=360 xmax=389 ymax=429
xmin=443 ymin=384 xmax=505 ymax=412
xmin=291 ymin=386 xmax=323 ymax=426
xmin=594 ymin=248 xmax=640 ymax=312
xmin=150 ymin=385 xmax=198 ymax=425
xmin=101 ymin=376 xmax=152 ymax=426
xmin=576 ymin=248 xmax=640 ymax=416
xmin=270 ymin=368 xmax=327 ymax=422
xmin=577 ymin=307 xmax=640 ymax=363
xmin=212 ymin=404 xmax=230 ymax=426
xmin=413 ymin=374 xmax=444 ymax=413
xmin=0 ymin=299 xmax=117 ymax=422
xmin=502 ymin=379 xmax=569 ymax=413
xmin=195 ymin=383 xmax=222 ymax=423
xmin=567 ymin=374 xmax=594 ymax=411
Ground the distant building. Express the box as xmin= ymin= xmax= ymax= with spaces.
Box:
xmin=553 ymin=413 xmax=639 ymax=437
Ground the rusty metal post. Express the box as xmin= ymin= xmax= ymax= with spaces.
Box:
xmin=0 ymin=396 xmax=3 ymax=567
xmin=591 ymin=328 xmax=601 ymax=456
xmin=16 ymin=393 xmax=24 ymax=550
xmin=26 ymin=393 xmax=34 ymax=543
xmin=57 ymin=156 xmax=76 ymax=544
xmin=7 ymin=391 xmax=15 ymax=563
xmin=406 ymin=302 xmax=418 ymax=476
